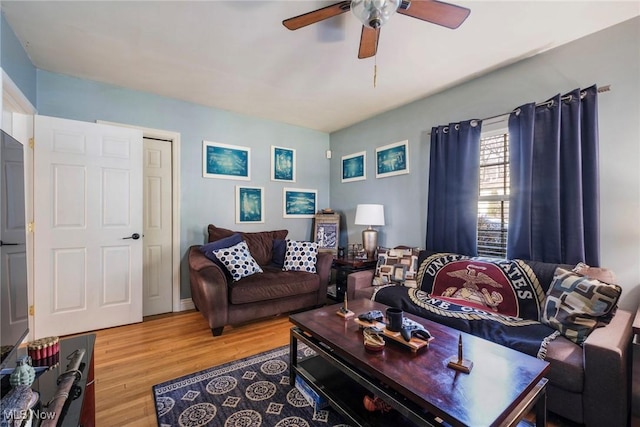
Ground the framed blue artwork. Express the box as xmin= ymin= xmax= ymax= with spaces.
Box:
xmin=271 ymin=146 xmax=296 ymax=182
xmin=236 ymin=186 xmax=264 ymax=223
xmin=376 ymin=140 xmax=409 ymax=178
xmin=202 ymin=140 xmax=250 ymax=180
xmin=283 ymin=188 xmax=317 ymax=218
xmin=341 ymin=151 xmax=366 ymax=183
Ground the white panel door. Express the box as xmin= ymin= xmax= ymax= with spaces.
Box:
xmin=1 ymin=132 xmax=28 ymax=345
xmin=142 ymin=137 xmax=172 ymax=316
xmin=33 ymin=115 xmax=143 ymax=338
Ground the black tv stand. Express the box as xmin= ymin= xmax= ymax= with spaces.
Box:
xmin=1 ymin=334 xmax=95 ymax=427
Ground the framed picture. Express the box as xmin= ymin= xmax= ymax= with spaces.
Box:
xmin=341 ymin=151 xmax=366 ymax=183
xmin=313 ymin=213 xmax=340 ymax=256
xmin=375 ymin=140 xmax=409 ymax=179
xmin=235 ymin=186 xmax=264 ymax=223
xmin=283 ymin=188 xmax=317 ymax=218
xmin=202 ymin=140 xmax=250 ymax=180
xmin=271 ymin=146 xmax=296 ymax=182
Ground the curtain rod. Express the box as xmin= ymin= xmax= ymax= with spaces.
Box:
xmin=432 ymin=85 xmax=612 ymax=132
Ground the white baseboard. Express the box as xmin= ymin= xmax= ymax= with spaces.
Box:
xmin=180 ymin=298 xmax=195 ymax=312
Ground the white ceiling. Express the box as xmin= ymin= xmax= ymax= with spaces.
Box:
xmin=2 ymin=1 xmax=638 ymax=133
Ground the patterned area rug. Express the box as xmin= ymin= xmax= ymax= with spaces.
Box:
xmin=152 ymin=345 xmax=350 ymax=427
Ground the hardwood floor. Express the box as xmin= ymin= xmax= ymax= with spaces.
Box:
xmin=91 ymin=310 xmax=638 ymax=427
xmin=93 ymin=311 xmax=292 ymax=426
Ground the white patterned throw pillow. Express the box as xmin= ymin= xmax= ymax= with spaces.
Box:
xmin=283 ymin=240 xmax=318 ymax=273
xmin=212 ymin=240 xmax=263 ymax=281
xmin=373 ymin=247 xmax=420 ymax=287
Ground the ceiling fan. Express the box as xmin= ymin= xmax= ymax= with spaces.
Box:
xmin=283 ymin=0 xmax=470 ymax=59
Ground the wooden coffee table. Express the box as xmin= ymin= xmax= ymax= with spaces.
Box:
xmin=289 ymin=299 xmax=550 ymax=427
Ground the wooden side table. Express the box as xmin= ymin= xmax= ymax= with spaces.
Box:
xmin=331 ymin=257 xmax=377 ymax=302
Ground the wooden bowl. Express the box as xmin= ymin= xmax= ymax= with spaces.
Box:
xmin=364 ymin=342 xmax=385 ymax=352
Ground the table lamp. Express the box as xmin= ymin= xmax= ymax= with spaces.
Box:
xmin=354 ymin=204 xmax=385 ymax=259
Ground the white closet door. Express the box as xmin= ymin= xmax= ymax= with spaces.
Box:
xmin=142 ymin=137 xmax=173 ymax=316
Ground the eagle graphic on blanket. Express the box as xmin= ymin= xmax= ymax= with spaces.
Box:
xmin=372 ymin=253 xmax=559 ymax=359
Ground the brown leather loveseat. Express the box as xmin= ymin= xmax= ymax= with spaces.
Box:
xmin=189 ymin=224 xmax=332 ymax=336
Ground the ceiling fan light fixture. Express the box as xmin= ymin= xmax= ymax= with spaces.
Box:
xmin=351 ymin=0 xmax=401 ymax=29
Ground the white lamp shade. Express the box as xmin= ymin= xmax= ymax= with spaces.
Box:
xmin=354 ymin=204 xmax=385 ymax=226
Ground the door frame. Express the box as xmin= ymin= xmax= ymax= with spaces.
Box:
xmin=99 ymin=121 xmax=182 ymax=312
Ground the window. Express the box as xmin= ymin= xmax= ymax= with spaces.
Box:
xmin=477 ymin=131 xmax=509 ymax=257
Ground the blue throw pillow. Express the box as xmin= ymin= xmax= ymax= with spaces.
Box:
xmin=271 ymin=238 xmax=287 ymax=268
xmin=200 ymin=233 xmax=243 ymax=278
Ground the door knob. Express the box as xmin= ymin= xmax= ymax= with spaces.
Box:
xmin=123 ymin=233 xmax=142 ymax=240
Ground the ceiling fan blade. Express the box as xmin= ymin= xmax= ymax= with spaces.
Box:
xmin=283 ymin=1 xmax=352 ymax=30
xmin=398 ymin=0 xmax=470 ymax=29
xmin=358 ymin=26 xmax=380 ymax=59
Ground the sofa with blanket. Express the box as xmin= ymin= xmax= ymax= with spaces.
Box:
xmin=347 ymin=249 xmax=633 ymax=427
xmin=189 ymin=224 xmax=333 ymax=336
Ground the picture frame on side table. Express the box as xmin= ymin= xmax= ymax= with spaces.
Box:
xmin=271 ymin=146 xmax=296 ymax=182
xmin=376 ymin=140 xmax=409 ymax=179
xmin=203 ymin=140 xmax=250 ymax=180
xmin=236 ymin=186 xmax=264 ymax=223
xmin=314 ymin=213 xmax=340 ymax=256
xmin=283 ymin=188 xmax=317 ymax=218
xmin=341 ymin=151 xmax=366 ymax=183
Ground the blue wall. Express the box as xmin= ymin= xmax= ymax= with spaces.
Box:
xmin=330 ymin=17 xmax=640 ymax=311
xmin=0 ymin=12 xmax=37 ymax=106
xmin=34 ymin=71 xmax=330 ymax=298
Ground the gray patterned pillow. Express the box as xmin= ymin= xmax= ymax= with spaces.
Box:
xmin=541 ymin=267 xmax=621 ymax=345
xmin=212 ymin=241 xmax=263 ymax=282
xmin=283 ymin=240 xmax=318 ymax=273
xmin=372 ymin=247 xmax=420 ymax=287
